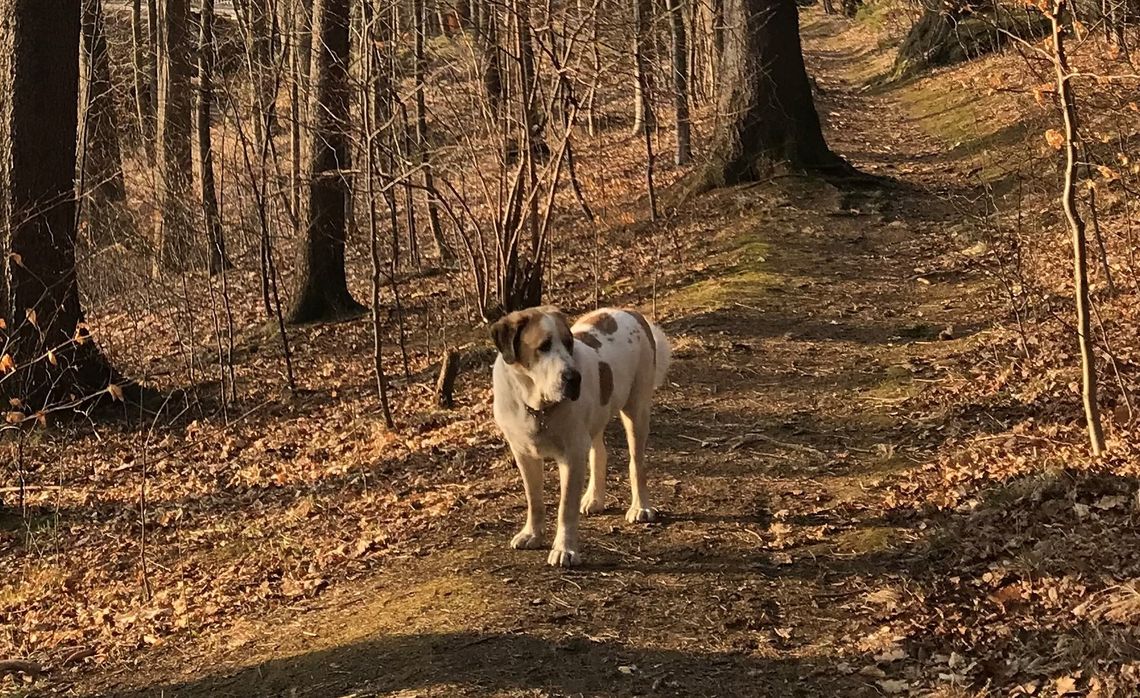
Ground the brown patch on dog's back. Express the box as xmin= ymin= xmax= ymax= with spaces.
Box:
xmin=598 ymin=361 xmax=613 ymax=405
xmin=629 ymin=311 xmax=657 ymax=363
xmin=580 ymin=311 xmax=618 ymax=335
xmin=575 ymin=331 xmax=602 ymax=350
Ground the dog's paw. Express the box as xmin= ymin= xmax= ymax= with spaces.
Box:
xmin=547 ymin=547 xmax=581 ymax=567
xmin=626 ymin=505 xmax=660 ymax=523
xmin=580 ymin=493 xmax=606 ymax=515
xmin=510 ymin=529 xmax=545 ymax=550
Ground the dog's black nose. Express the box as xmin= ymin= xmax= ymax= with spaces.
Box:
xmin=563 ymin=369 xmax=581 ymax=400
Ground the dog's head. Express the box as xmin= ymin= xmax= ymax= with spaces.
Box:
xmin=490 ymin=306 xmax=581 ymax=411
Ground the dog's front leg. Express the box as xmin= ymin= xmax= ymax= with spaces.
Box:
xmin=549 ymin=439 xmax=589 ymax=567
xmin=510 ymin=446 xmax=546 ymax=550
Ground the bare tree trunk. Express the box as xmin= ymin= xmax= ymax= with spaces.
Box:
xmin=515 ymin=0 xmax=547 ymax=159
xmin=414 ymin=0 xmax=455 ymax=262
xmin=586 ymin=0 xmax=601 ymax=135
xmin=147 ymin=0 xmax=159 ymax=149
xmin=198 ymin=0 xmax=232 ymax=274
xmin=237 ymin=0 xmax=278 ymax=145
xmin=1052 ymin=0 xmax=1106 ymax=456
xmin=475 ymin=0 xmax=505 ymax=113
xmin=288 ymin=0 xmax=367 ymax=323
xmin=666 ymin=0 xmax=692 ymax=165
xmin=699 ymin=0 xmax=850 ymax=186
xmin=80 ymin=0 xmax=126 ymax=244
xmin=290 ymin=0 xmax=304 ymax=240
xmin=0 ymin=0 xmax=127 ymax=408
xmin=130 ymin=0 xmax=154 ymax=157
xmin=156 ymin=0 xmax=196 ymax=270
xmin=362 ymin=0 xmax=396 ymax=428
xmin=631 ymin=0 xmax=655 ymax=134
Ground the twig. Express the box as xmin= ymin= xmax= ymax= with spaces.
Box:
xmin=729 ymin=433 xmax=828 ymax=458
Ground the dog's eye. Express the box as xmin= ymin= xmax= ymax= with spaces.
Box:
xmin=539 ymin=338 xmax=552 ymax=353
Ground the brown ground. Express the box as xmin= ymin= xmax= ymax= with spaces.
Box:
xmin=10 ymin=10 xmax=1140 ymax=698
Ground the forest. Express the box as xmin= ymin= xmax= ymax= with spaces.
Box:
xmin=2 ymin=0 xmax=1140 ymax=693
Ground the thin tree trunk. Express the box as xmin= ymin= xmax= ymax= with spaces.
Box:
xmin=1052 ymin=0 xmax=1106 ymax=455
xmin=147 ymin=0 xmax=159 ymax=150
xmin=130 ymin=0 xmax=154 ymax=157
xmin=631 ymin=0 xmax=655 ymax=134
xmin=362 ymin=0 xmax=395 ymax=428
xmin=80 ymin=0 xmax=127 ymax=245
xmin=156 ymin=0 xmax=196 ymax=270
xmin=666 ymin=0 xmax=692 ymax=165
xmin=288 ymin=0 xmax=366 ymax=323
xmin=290 ymin=0 xmax=304 ymax=240
xmin=198 ymin=0 xmax=232 ymax=274
xmin=237 ymin=0 xmax=278 ymax=146
xmin=414 ymin=0 xmax=455 ymax=262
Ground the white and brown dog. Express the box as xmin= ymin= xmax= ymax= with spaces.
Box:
xmin=490 ymin=306 xmax=671 ymax=567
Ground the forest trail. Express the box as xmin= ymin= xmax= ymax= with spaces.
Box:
xmin=84 ymin=13 xmax=1004 ymax=698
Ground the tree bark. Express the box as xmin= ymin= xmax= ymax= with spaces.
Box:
xmin=0 ymin=0 xmax=124 ymax=409
xmin=80 ymin=0 xmax=125 ymax=208
xmin=79 ymin=0 xmax=126 ymax=247
xmin=146 ymin=0 xmax=159 ymax=152
xmin=288 ymin=0 xmax=366 ymax=323
xmin=130 ymin=0 xmax=154 ymax=157
xmin=236 ymin=0 xmax=278 ymax=145
xmin=156 ymin=0 xmax=196 ymax=269
xmin=474 ymin=0 xmax=504 ymax=113
xmin=197 ymin=0 xmax=232 ymax=274
xmin=666 ymin=0 xmax=692 ymax=165
xmin=700 ymin=0 xmax=850 ymax=185
xmin=413 ymin=0 xmax=455 ymax=262
xmin=631 ymin=0 xmax=655 ymax=134
xmin=1052 ymin=0 xmax=1106 ymax=455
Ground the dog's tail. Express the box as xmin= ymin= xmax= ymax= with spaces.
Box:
xmin=651 ymin=323 xmax=672 ymax=389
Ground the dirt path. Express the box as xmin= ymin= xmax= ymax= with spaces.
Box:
xmin=82 ymin=14 xmax=1001 ymax=698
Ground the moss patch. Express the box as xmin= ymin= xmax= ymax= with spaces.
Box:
xmin=663 ymin=217 xmax=780 ymax=313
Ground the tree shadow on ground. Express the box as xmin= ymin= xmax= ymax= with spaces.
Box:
xmin=107 ymin=630 xmax=882 ymax=698
xmin=98 ymin=469 xmax=1140 ymax=697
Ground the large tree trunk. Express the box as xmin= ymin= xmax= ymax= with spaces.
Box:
xmin=156 ymin=0 xmax=196 ymax=270
xmin=288 ymin=0 xmax=366 ymax=323
xmin=701 ymin=0 xmax=850 ymax=185
xmin=0 ymin=0 xmax=124 ymax=409
xmin=197 ymin=0 xmax=232 ymax=274
xmin=80 ymin=0 xmax=127 ymax=246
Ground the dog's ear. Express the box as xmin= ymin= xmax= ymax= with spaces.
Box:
xmin=490 ymin=313 xmax=524 ymax=364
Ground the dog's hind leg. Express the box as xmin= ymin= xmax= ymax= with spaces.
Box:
xmin=621 ymin=402 xmax=658 ymax=523
xmin=510 ymin=447 xmax=546 ymax=550
xmin=580 ymin=433 xmax=608 ymax=515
